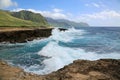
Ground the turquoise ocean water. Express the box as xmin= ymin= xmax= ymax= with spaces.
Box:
xmin=0 ymin=27 xmax=120 ymax=74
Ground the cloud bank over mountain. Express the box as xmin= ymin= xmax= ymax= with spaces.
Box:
xmin=2 ymin=0 xmax=120 ymax=26
xmin=13 ymin=8 xmax=120 ymax=26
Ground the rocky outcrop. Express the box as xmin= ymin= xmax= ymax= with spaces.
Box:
xmin=0 ymin=59 xmax=120 ymax=80
xmin=46 ymin=59 xmax=120 ymax=80
xmin=0 ymin=60 xmax=44 ymax=80
xmin=0 ymin=28 xmax=66 ymax=43
xmin=0 ymin=28 xmax=51 ymax=43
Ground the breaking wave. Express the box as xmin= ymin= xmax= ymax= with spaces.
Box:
xmin=25 ymin=28 xmax=120 ymax=74
xmin=0 ymin=28 xmax=120 ymax=75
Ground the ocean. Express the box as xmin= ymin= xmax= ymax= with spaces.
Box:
xmin=0 ymin=27 xmax=120 ymax=75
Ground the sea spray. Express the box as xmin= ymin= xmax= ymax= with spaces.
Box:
xmin=0 ymin=27 xmax=120 ymax=75
xmin=35 ymin=28 xmax=120 ymax=74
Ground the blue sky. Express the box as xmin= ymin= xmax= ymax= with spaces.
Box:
xmin=0 ymin=0 xmax=120 ymax=26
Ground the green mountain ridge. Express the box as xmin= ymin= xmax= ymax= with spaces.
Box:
xmin=46 ymin=17 xmax=89 ymax=29
xmin=0 ymin=10 xmax=48 ymax=27
xmin=0 ymin=10 xmax=89 ymax=28
xmin=11 ymin=10 xmax=48 ymax=26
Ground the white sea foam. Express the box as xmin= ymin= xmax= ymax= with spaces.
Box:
xmin=22 ymin=28 xmax=120 ymax=75
xmin=36 ymin=41 xmax=120 ymax=74
xmin=50 ymin=28 xmax=85 ymax=42
xmin=0 ymin=28 xmax=119 ymax=75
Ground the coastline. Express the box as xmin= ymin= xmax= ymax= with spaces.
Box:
xmin=0 ymin=27 xmax=66 ymax=43
xmin=0 ymin=59 xmax=120 ymax=80
xmin=0 ymin=27 xmax=120 ymax=80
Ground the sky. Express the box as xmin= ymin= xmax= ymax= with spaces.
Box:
xmin=0 ymin=0 xmax=120 ymax=26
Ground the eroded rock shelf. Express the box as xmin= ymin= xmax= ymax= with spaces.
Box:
xmin=0 ymin=28 xmax=66 ymax=43
xmin=0 ymin=59 xmax=119 ymax=80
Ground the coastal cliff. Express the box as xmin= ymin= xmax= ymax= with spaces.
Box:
xmin=0 ymin=28 xmax=66 ymax=43
xmin=0 ymin=28 xmax=52 ymax=43
xmin=0 ymin=59 xmax=119 ymax=80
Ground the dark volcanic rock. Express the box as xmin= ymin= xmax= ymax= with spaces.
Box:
xmin=0 ymin=59 xmax=120 ymax=80
xmin=0 ymin=28 xmax=67 ymax=43
xmin=0 ymin=28 xmax=52 ymax=43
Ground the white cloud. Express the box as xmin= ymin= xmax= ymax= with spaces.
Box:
xmin=12 ymin=8 xmax=120 ymax=26
xmin=0 ymin=0 xmax=17 ymax=9
xmin=13 ymin=8 xmax=68 ymax=19
xmin=85 ymin=2 xmax=105 ymax=8
xmin=79 ymin=10 xmax=120 ymax=20
xmin=92 ymin=3 xmax=100 ymax=8
xmin=12 ymin=8 xmax=24 ymax=12
xmin=76 ymin=10 xmax=120 ymax=26
xmin=53 ymin=8 xmax=63 ymax=13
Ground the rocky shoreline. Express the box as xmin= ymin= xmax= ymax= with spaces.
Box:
xmin=0 ymin=59 xmax=120 ymax=80
xmin=0 ymin=28 xmax=66 ymax=43
xmin=0 ymin=28 xmax=120 ymax=80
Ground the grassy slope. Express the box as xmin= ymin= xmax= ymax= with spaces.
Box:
xmin=0 ymin=10 xmax=48 ymax=27
xmin=11 ymin=10 xmax=48 ymax=26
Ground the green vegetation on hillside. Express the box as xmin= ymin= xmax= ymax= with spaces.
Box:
xmin=0 ymin=9 xmax=89 ymax=28
xmin=11 ymin=10 xmax=48 ymax=26
xmin=0 ymin=10 xmax=48 ymax=28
